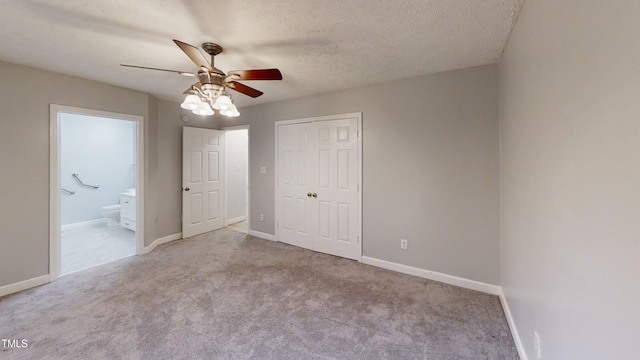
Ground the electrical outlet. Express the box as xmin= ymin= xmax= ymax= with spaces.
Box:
xmin=400 ymin=239 xmax=408 ymax=250
xmin=534 ymin=331 xmax=541 ymax=359
xmin=260 ymin=214 xmax=265 ymax=222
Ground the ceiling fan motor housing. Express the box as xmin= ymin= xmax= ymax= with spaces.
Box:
xmin=198 ymin=69 xmax=225 ymax=86
xmin=201 ymin=83 xmax=223 ymax=97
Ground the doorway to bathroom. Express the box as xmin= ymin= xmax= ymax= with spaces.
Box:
xmin=49 ymin=105 xmax=144 ymax=278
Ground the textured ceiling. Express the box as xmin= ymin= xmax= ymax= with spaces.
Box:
xmin=0 ymin=0 xmax=523 ymax=107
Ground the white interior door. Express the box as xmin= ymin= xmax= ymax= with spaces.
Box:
xmin=276 ymin=114 xmax=361 ymax=261
xmin=312 ymin=118 xmax=360 ymax=260
xmin=277 ymin=123 xmax=315 ymax=249
xmin=183 ymin=127 xmax=225 ymax=238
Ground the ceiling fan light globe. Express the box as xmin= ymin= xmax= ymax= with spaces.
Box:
xmin=213 ymin=95 xmax=232 ymax=110
xmin=227 ymin=104 xmax=240 ymax=116
xmin=180 ymin=94 xmax=201 ymax=110
xmin=221 ymin=105 xmax=240 ymax=117
xmin=212 ymin=102 xmax=227 ymax=110
xmin=192 ymin=102 xmax=214 ymax=116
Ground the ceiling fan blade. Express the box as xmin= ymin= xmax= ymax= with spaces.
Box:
xmin=227 ymin=69 xmax=283 ymax=81
xmin=183 ymin=82 xmax=202 ymax=94
xmin=120 ymin=64 xmax=195 ymax=77
xmin=173 ymin=39 xmax=213 ymax=70
xmin=226 ymin=81 xmax=264 ymax=98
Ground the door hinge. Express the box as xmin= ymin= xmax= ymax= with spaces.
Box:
xmin=357 ymin=235 xmax=360 ymax=244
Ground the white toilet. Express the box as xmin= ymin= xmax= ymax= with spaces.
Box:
xmin=101 ymin=204 xmax=121 ymax=226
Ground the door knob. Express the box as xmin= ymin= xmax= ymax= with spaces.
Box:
xmin=312 ymin=193 xmax=317 ymax=198
xmin=307 ymin=192 xmax=312 ymax=198
xmin=184 ymin=187 xmax=190 ymax=191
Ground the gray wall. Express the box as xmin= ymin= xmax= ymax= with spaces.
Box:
xmin=499 ymin=1 xmax=640 ymax=359
xmin=144 ymin=95 xmax=158 ymax=246
xmin=220 ymin=64 xmax=500 ymax=284
xmin=155 ymin=100 xmax=183 ymax=238
xmin=0 ymin=60 xmax=151 ymax=286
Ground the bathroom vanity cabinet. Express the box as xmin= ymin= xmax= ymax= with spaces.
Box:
xmin=120 ymin=193 xmax=136 ymax=231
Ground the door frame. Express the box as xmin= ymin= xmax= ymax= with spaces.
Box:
xmin=49 ymin=104 xmax=145 ymax=279
xmin=222 ymin=125 xmax=250 ymax=230
xmin=274 ymin=112 xmax=363 ymax=261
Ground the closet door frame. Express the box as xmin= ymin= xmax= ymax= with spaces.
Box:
xmin=274 ymin=112 xmax=363 ymax=261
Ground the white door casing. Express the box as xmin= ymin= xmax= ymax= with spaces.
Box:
xmin=49 ymin=104 xmax=145 ymax=280
xmin=276 ymin=113 xmax=362 ymax=261
xmin=182 ymin=127 xmax=225 ymax=238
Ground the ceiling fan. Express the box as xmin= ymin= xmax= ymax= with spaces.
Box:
xmin=121 ymin=39 xmax=283 ymax=117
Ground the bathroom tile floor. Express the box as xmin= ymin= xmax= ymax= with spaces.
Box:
xmin=61 ymin=223 xmax=136 ymax=275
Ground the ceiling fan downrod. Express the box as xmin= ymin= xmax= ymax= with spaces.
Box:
xmin=202 ymin=42 xmax=223 ymax=67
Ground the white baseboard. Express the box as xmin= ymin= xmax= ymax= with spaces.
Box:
xmin=499 ymin=289 xmax=528 ymax=360
xmin=141 ymin=233 xmax=182 ymax=254
xmin=248 ymin=230 xmax=276 ymax=241
xmin=0 ymin=275 xmax=50 ymax=298
xmin=226 ymin=216 xmax=247 ymax=226
xmin=361 ymin=256 xmax=501 ymax=295
xmin=61 ymin=218 xmax=107 ymax=232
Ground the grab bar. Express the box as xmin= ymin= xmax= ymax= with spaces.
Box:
xmin=61 ymin=188 xmax=75 ymax=195
xmin=72 ymin=173 xmax=99 ymax=189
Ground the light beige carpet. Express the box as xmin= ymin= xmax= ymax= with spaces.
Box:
xmin=0 ymin=228 xmax=518 ymax=359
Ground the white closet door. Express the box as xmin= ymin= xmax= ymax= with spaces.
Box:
xmin=276 ymin=123 xmax=316 ymax=249
xmin=276 ymin=115 xmax=361 ymax=261
xmin=312 ymin=118 xmax=360 ymax=260
xmin=182 ymin=127 xmax=225 ymax=238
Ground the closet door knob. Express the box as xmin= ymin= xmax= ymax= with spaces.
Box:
xmin=184 ymin=187 xmax=190 ymax=192
xmin=312 ymin=193 xmax=317 ymax=198
xmin=307 ymin=192 xmax=312 ymax=198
